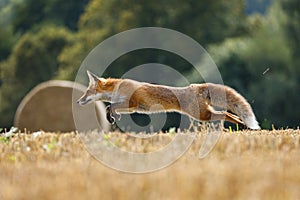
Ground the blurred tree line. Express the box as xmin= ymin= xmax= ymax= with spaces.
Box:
xmin=0 ymin=0 xmax=299 ymax=129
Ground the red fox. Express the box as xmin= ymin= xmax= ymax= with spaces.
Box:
xmin=77 ymin=71 xmax=260 ymax=130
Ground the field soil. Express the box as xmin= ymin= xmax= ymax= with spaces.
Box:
xmin=1 ymin=129 xmax=300 ymax=200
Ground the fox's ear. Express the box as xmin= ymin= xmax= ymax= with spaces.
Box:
xmin=87 ymin=70 xmax=100 ymax=85
xmin=87 ymin=70 xmax=106 ymax=85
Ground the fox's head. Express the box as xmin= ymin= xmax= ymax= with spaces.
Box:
xmin=77 ymin=71 xmax=115 ymax=105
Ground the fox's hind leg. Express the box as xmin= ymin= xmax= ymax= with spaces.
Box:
xmin=224 ymin=112 xmax=245 ymax=125
xmin=200 ymin=106 xmax=245 ymax=125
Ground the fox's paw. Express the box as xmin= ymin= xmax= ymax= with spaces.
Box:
xmin=105 ymin=105 xmax=121 ymax=124
xmin=106 ymin=105 xmax=115 ymax=124
xmin=113 ymin=112 xmax=121 ymax=121
xmin=106 ymin=113 xmax=115 ymax=124
xmin=106 ymin=105 xmax=111 ymax=114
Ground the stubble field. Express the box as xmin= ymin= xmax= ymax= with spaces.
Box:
xmin=1 ymin=128 xmax=300 ymax=200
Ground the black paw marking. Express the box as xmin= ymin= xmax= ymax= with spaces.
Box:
xmin=105 ymin=105 xmax=121 ymax=124
xmin=106 ymin=105 xmax=115 ymax=124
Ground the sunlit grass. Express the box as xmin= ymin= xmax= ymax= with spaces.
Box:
xmin=1 ymin=128 xmax=300 ymax=199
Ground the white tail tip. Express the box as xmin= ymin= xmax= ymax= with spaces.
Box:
xmin=245 ymin=116 xmax=261 ymax=130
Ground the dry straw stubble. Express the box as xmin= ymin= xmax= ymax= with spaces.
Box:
xmin=1 ymin=129 xmax=300 ymax=199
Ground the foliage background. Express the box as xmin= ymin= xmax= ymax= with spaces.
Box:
xmin=0 ymin=0 xmax=299 ymax=129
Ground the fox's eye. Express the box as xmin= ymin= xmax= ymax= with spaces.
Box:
xmin=86 ymin=90 xmax=94 ymax=95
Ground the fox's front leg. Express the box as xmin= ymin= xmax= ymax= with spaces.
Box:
xmin=106 ymin=105 xmax=115 ymax=124
xmin=106 ymin=101 xmax=135 ymax=124
xmin=105 ymin=105 xmax=121 ymax=124
xmin=105 ymin=98 xmax=139 ymax=124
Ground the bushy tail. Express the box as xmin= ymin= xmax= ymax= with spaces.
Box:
xmin=203 ymin=83 xmax=260 ymax=130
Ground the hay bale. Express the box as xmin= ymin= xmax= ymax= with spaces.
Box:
xmin=14 ymin=80 xmax=110 ymax=132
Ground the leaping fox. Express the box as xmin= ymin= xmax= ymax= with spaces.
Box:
xmin=77 ymin=70 xmax=260 ymax=130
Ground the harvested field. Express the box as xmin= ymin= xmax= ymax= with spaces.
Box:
xmin=1 ymin=129 xmax=300 ymax=199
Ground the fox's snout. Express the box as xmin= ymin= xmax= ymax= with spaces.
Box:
xmin=76 ymin=99 xmax=84 ymax=105
xmin=77 ymin=95 xmax=91 ymax=106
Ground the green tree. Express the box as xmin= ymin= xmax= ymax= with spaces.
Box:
xmin=12 ymin=0 xmax=89 ymax=33
xmin=58 ymin=0 xmax=249 ymax=80
xmin=204 ymin=1 xmax=299 ymax=128
xmin=279 ymin=0 xmax=300 ymax=127
xmin=0 ymin=26 xmax=75 ymax=127
xmin=0 ymin=29 xmax=14 ymax=61
xmin=0 ymin=0 xmax=20 ymax=61
xmin=280 ymin=0 xmax=300 ymax=60
xmin=79 ymin=0 xmax=247 ymax=45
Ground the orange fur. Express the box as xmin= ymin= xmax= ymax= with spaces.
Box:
xmin=77 ymin=71 xmax=260 ymax=129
